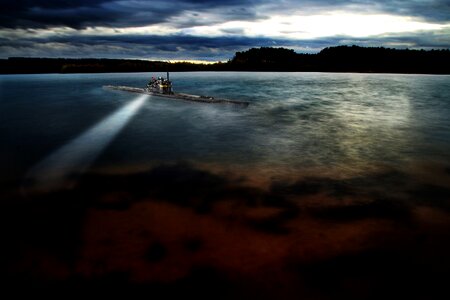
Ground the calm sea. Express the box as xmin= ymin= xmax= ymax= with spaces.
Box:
xmin=1 ymin=72 xmax=450 ymax=190
xmin=1 ymin=72 xmax=450 ymax=296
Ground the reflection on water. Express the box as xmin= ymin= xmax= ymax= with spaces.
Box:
xmin=24 ymin=94 xmax=148 ymax=192
xmin=0 ymin=72 xmax=449 ymax=297
xmin=1 ymin=72 xmax=450 ymax=183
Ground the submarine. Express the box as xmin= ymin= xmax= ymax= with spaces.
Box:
xmin=104 ymin=72 xmax=249 ymax=107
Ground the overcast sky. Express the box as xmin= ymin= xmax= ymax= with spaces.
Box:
xmin=1 ymin=0 xmax=449 ymax=61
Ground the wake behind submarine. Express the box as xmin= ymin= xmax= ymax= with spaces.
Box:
xmin=104 ymin=72 xmax=249 ymax=107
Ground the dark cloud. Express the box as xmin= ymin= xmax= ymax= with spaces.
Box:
xmin=0 ymin=0 xmax=263 ymax=29
xmin=1 ymin=30 xmax=449 ymax=60
xmin=0 ymin=33 xmax=302 ymax=60
xmin=378 ymin=0 xmax=450 ymax=22
xmin=277 ymin=0 xmax=450 ymax=22
xmin=1 ymin=0 xmax=449 ymax=30
xmin=1 ymin=0 xmax=114 ymax=28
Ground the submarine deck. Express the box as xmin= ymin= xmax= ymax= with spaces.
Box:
xmin=104 ymin=85 xmax=249 ymax=107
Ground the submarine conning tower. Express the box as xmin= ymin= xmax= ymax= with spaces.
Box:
xmin=147 ymin=72 xmax=173 ymax=94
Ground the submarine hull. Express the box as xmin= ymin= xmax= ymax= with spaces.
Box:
xmin=104 ymin=85 xmax=249 ymax=107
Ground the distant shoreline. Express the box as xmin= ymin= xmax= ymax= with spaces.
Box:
xmin=2 ymin=45 xmax=450 ymax=75
xmin=2 ymin=70 xmax=450 ymax=76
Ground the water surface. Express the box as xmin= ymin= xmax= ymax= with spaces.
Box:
xmin=1 ymin=72 xmax=449 ymax=186
xmin=1 ymin=72 xmax=449 ymax=298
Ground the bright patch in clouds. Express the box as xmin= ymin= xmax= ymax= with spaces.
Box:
xmin=5 ymin=12 xmax=446 ymax=42
xmin=183 ymin=12 xmax=447 ymax=39
xmin=82 ymin=25 xmax=179 ymax=36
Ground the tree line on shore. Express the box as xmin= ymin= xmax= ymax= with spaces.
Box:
xmin=1 ymin=45 xmax=450 ymax=74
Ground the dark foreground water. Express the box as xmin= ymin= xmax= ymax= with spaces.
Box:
xmin=0 ymin=72 xmax=449 ymax=298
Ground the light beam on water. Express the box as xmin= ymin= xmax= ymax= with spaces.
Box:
xmin=24 ymin=94 xmax=148 ymax=193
